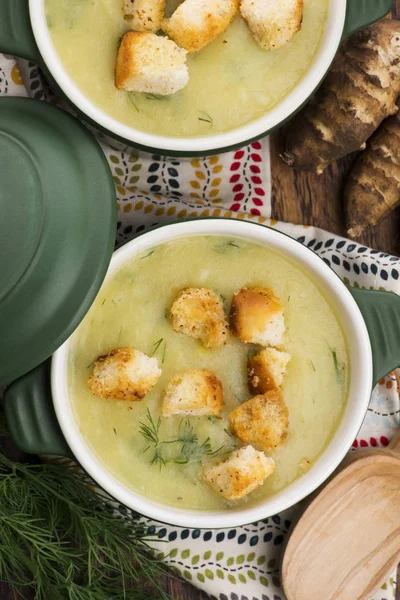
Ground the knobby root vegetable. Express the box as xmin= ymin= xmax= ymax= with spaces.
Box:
xmin=281 ymin=20 xmax=400 ymax=174
xmin=345 ymin=111 xmax=400 ymax=237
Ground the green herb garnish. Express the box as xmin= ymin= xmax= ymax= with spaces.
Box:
xmin=139 ymin=412 xmax=225 ymax=468
xmin=310 ymin=360 xmax=316 ymax=372
xmin=0 ymin=445 xmax=171 ymax=600
xmin=139 ymin=410 xmax=167 ymax=467
xmin=151 ymin=338 xmax=167 ymax=363
xmin=208 ymin=416 xmax=217 ymax=424
xmin=128 ymin=94 xmax=140 ymax=112
xmin=198 ymin=111 xmax=213 ymax=125
xmin=145 ymin=94 xmax=166 ymax=100
xmin=113 ymin=427 xmax=118 ymax=435
xmin=140 ymin=249 xmax=155 ymax=260
xmin=214 ymin=240 xmax=241 ymax=254
xmin=330 ymin=347 xmax=345 ymax=383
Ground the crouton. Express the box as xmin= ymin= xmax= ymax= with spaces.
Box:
xmin=162 ymin=369 xmax=224 ymax=417
xmin=229 ymin=390 xmax=289 ymax=449
xmin=162 ymin=0 xmax=240 ymax=53
xmin=170 ymin=288 xmax=228 ymax=348
xmin=203 ymin=445 xmax=275 ymax=501
xmin=115 ymin=32 xmax=189 ymax=95
xmin=240 ymin=0 xmax=303 ymax=51
xmin=87 ymin=347 xmax=161 ymax=401
xmin=123 ymin=0 xmax=165 ymax=33
xmin=248 ymin=348 xmax=291 ymax=394
xmin=230 ymin=287 xmax=285 ymax=346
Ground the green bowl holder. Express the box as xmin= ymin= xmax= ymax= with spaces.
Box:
xmin=0 ymin=0 xmax=393 ymax=156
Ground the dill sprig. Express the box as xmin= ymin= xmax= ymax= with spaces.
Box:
xmin=0 ymin=448 xmax=172 ymax=600
xmin=151 ymin=338 xmax=167 ymax=363
xmin=139 ymin=412 xmax=225 ymax=468
xmin=330 ymin=347 xmax=345 ymax=383
xmin=198 ymin=111 xmax=213 ymax=125
xmin=139 ymin=410 xmax=167 ymax=467
xmin=213 ymin=240 xmax=241 ymax=254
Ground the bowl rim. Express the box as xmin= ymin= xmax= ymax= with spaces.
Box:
xmin=30 ymin=0 xmax=345 ymax=153
xmin=51 ymin=219 xmax=373 ymax=528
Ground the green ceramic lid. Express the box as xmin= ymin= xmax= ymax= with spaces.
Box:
xmin=0 ymin=97 xmax=116 ymax=385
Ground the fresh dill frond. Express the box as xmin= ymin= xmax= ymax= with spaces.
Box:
xmin=213 ymin=239 xmax=241 ymax=254
xmin=139 ymin=409 xmax=162 ymax=447
xmin=128 ymin=93 xmax=140 ymax=112
xmin=161 ymin=340 xmax=167 ymax=363
xmin=151 ymin=338 xmax=164 ymax=356
xmin=145 ymin=94 xmax=165 ymax=100
xmin=151 ymin=338 xmax=167 ymax=363
xmin=140 ymin=249 xmax=156 ymax=260
xmin=0 ymin=450 xmax=172 ymax=600
xmin=198 ymin=111 xmax=213 ymax=125
xmin=330 ymin=347 xmax=345 ymax=383
xmin=138 ymin=414 xmax=226 ymax=467
xmin=174 ymin=420 xmax=224 ymax=465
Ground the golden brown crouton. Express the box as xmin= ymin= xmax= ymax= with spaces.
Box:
xmin=230 ymin=287 xmax=285 ymax=346
xmin=123 ymin=0 xmax=166 ymax=33
xmin=248 ymin=348 xmax=291 ymax=394
xmin=229 ymin=390 xmax=289 ymax=449
xmin=162 ymin=0 xmax=240 ymax=53
xmin=170 ymin=288 xmax=228 ymax=348
xmin=203 ymin=445 xmax=275 ymax=501
xmin=87 ymin=347 xmax=161 ymax=401
xmin=115 ymin=32 xmax=189 ymax=95
xmin=240 ymin=0 xmax=303 ymax=51
xmin=162 ymin=369 xmax=224 ymax=417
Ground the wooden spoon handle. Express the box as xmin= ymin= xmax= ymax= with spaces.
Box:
xmin=389 ymin=430 xmax=400 ymax=454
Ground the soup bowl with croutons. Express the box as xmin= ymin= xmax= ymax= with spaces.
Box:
xmin=5 ymin=219 xmax=400 ymax=528
xmin=0 ymin=0 xmax=392 ymax=155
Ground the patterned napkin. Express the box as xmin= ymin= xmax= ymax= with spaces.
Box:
xmin=2 ymin=54 xmax=400 ymax=600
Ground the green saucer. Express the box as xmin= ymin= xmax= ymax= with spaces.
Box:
xmin=0 ymin=98 xmax=116 ymax=385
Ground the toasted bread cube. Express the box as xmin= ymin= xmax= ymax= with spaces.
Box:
xmin=88 ymin=347 xmax=161 ymax=401
xmin=123 ymin=0 xmax=166 ymax=33
xmin=230 ymin=287 xmax=285 ymax=346
xmin=162 ymin=369 xmax=224 ymax=417
xmin=229 ymin=390 xmax=289 ymax=449
xmin=248 ymin=348 xmax=291 ymax=394
xmin=162 ymin=0 xmax=239 ymax=53
xmin=203 ymin=445 xmax=275 ymax=500
xmin=170 ymin=288 xmax=228 ymax=348
xmin=240 ymin=0 xmax=303 ymax=51
xmin=115 ymin=32 xmax=189 ymax=95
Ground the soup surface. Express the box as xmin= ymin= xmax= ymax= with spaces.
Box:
xmin=45 ymin=0 xmax=329 ymax=137
xmin=68 ymin=236 xmax=348 ymax=510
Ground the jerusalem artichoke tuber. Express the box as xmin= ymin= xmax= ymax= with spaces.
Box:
xmin=345 ymin=111 xmax=400 ymax=238
xmin=281 ymin=20 xmax=400 ymax=174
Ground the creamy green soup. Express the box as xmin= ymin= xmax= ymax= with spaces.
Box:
xmin=68 ymin=236 xmax=348 ymax=510
xmin=45 ymin=0 xmax=329 ymax=137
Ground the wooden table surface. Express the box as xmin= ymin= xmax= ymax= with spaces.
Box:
xmin=1 ymin=3 xmax=400 ymax=599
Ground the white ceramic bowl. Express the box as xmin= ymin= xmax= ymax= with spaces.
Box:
xmin=51 ymin=219 xmax=373 ymax=528
xmin=0 ymin=0 xmax=391 ymax=154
